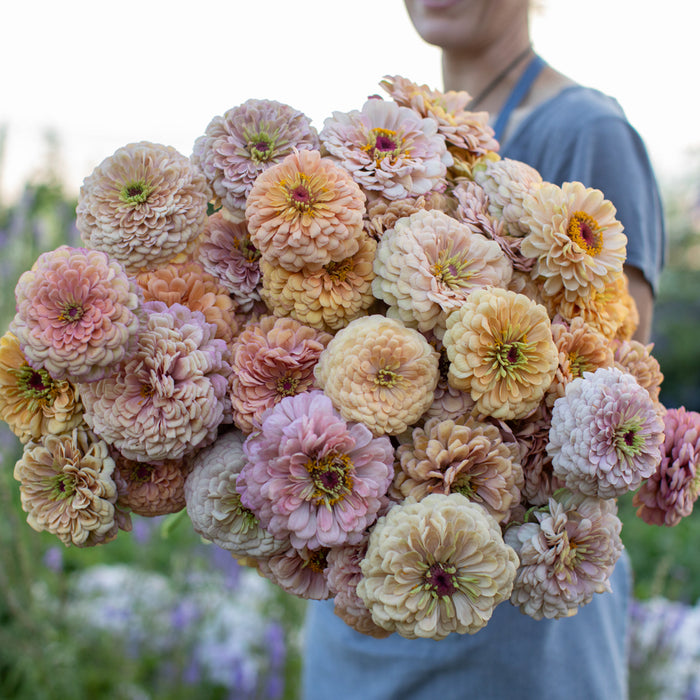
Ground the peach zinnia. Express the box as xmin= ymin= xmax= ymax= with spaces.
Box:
xmin=246 ymin=149 xmax=365 ymax=272
xmin=314 ymin=315 xmax=440 ymax=436
xmin=443 ymin=287 xmax=558 ymax=420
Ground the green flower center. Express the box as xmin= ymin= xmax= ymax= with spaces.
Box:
xmin=59 ymin=302 xmax=85 ymax=324
xmin=489 ymin=332 xmax=532 ymax=379
xmin=614 ymin=419 xmax=645 ymax=457
xmin=15 ymin=365 xmax=56 ymax=404
xmin=50 ymin=473 xmax=76 ymax=501
xmin=225 ymin=491 xmax=259 ymax=534
xmin=305 ymin=452 xmax=354 ymax=506
xmin=120 ymin=179 xmax=154 ymax=205
xmin=567 ymin=351 xmax=591 ymax=379
xmin=234 ymin=235 xmax=261 ymax=264
xmin=244 ymin=127 xmax=279 ymax=164
xmin=413 ymin=558 xmax=481 ymax=616
xmin=431 ymin=249 xmax=473 ymax=289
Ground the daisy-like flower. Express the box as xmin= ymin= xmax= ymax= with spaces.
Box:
xmin=256 ymin=544 xmax=332 ymax=600
xmin=229 ymin=316 xmax=331 ymax=434
xmin=326 ymin=542 xmax=392 ymax=639
xmin=372 ymin=209 xmax=512 ymax=338
xmin=363 ymin=193 xmax=448 ymax=241
xmin=10 ymin=246 xmax=141 ymax=383
xmin=505 ymin=491 xmax=623 ymax=620
xmin=320 ymin=98 xmax=450 ymax=201
xmin=451 ymin=179 xmax=503 ymax=240
xmin=443 ymin=287 xmax=558 ymax=420
xmin=547 ymin=367 xmax=665 ymax=498
xmin=613 ymin=339 xmax=664 ymax=405
xmin=379 ymin=75 xmax=498 ymax=170
xmin=79 ymin=302 xmax=230 ymax=463
xmin=237 ymin=391 xmax=394 ymax=550
xmin=191 ymin=98 xmax=319 ymax=213
xmin=0 ymin=332 xmax=83 ymax=443
xmin=520 ymin=181 xmax=627 ymax=302
xmin=357 ymin=493 xmax=518 ymax=639
xmin=260 ymin=235 xmax=377 ymax=333
xmin=76 ymin=142 xmax=210 ymax=274
xmin=13 ymin=428 xmax=117 ymax=547
xmin=184 ymin=429 xmax=287 ymax=557
xmin=314 ymin=315 xmax=440 ymax=436
xmin=634 ymin=407 xmax=700 ymax=526
xmin=136 ymin=261 xmax=238 ymax=344
xmin=546 ymin=317 xmax=614 ymax=407
xmin=193 ymin=212 xmax=262 ymax=313
xmin=112 ymin=451 xmax=190 ymax=517
xmin=246 ymin=149 xmax=365 ymax=272
xmin=394 ymin=415 xmax=522 ymax=523
xmin=471 ymin=157 xmax=543 ymax=237
xmin=545 ymin=272 xmax=639 ymax=341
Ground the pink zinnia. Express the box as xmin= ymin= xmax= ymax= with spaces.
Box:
xmin=256 ymin=544 xmax=332 ymax=600
xmin=11 ymin=246 xmax=141 ymax=382
xmin=237 ymin=391 xmax=394 ymax=550
xmin=634 ymin=407 xmax=700 ymax=526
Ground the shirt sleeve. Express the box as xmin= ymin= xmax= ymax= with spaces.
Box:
xmin=541 ymin=114 xmax=666 ymax=293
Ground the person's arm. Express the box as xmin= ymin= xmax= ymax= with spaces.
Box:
xmin=625 ymin=264 xmax=654 ymax=343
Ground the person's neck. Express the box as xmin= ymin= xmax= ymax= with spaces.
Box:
xmin=441 ymin=27 xmax=533 ymax=115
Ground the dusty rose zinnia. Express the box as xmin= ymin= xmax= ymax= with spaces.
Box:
xmin=443 ymin=287 xmax=558 ymax=420
xmin=363 ymin=193 xmax=448 ymax=241
xmin=136 ymin=261 xmax=238 ymax=344
xmin=357 ymin=493 xmax=518 ymax=639
xmin=77 ymin=142 xmax=210 ymax=274
xmin=315 ymin=315 xmax=440 ymax=436
xmin=229 ymin=316 xmax=331 ymax=433
xmin=634 ymin=407 xmax=700 ymax=527
xmin=320 ymin=98 xmax=450 ymax=201
xmin=548 ymin=367 xmax=665 ymax=498
xmin=260 ymin=235 xmax=377 ymax=333
xmin=194 ymin=212 xmax=262 ymax=313
xmin=237 ymin=391 xmax=394 ymax=550
xmin=184 ymin=429 xmax=287 ymax=557
xmin=0 ymin=332 xmax=83 ymax=443
xmin=192 ymin=98 xmax=319 ymax=213
xmin=506 ymin=491 xmax=623 ymax=620
xmin=520 ymin=181 xmax=627 ymax=302
xmin=13 ymin=428 xmax=117 ymax=547
xmin=372 ymin=209 xmax=512 ymax=338
xmin=246 ymin=149 xmax=365 ymax=272
xmin=256 ymin=544 xmax=332 ymax=600
xmin=394 ymin=415 xmax=522 ymax=524
xmin=79 ymin=302 xmax=230 ymax=462
xmin=10 ymin=246 xmax=141 ymax=383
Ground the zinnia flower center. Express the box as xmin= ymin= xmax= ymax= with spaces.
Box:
xmin=567 ymin=350 xmax=591 ymax=378
xmin=490 ymin=335 xmax=531 ymax=377
xmin=227 ymin=491 xmax=259 ymax=533
xmin=247 ymin=132 xmax=276 ymax=163
xmin=59 ymin=302 xmax=85 ymax=324
xmin=304 ymin=547 xmax=330 ymax=574
xmin=234 ymin=236 xmax=261 ymax=263
xmin=16 ymin=365 xmax=55 ymax=403
xmin=374 ymin=367 xmax=401 ymax=388
xmin=567 ymin=211 xmax=603 ymax=256
xmin=431 ymin=250 xmax=473 ymax=289
xmin=306 ymin=452 xmax=354 ymax=505
xmin=50 ymin=472 xmax=76 ymax=500
xmin=614 ymin=420 xmax=644 ymax=457
xmin=425 ymin=562 xmax=458 ymax=597
xmin=363 ymin=127 xmax=403 ymax=164
xmin=324 ymin=258 xmax=354 ymax=283
xmin=128 ymin=463 xmax=154 ymax=483
xmin=285 ymin=174 xmax=316 ymax=212
xmin=120 ymin=179 xmax=153 ymax=205
xmin=276 ymin=375 xmax=299 ymax=397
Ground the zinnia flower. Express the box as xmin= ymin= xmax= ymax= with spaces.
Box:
xmin=520 ymin=181 xmax=627 ymax=302
xmin=260 ymin=235 xmax=377 ymax=333
xmin=634 ymin=407 xmax=700 ymax=526
xmin=79 ymin=302 xmax=230 ymax=462
xmin=256 ymin=544 xmax=332 ymax=600
xmin=184 ymin=429 xmax=287 ymax=557
xmin=76 ymin=142 xmax=210 ymax=274
xmin=112 ymin=451 xmax=190 ymax=517
xmin=372 ymin=209 xmax=512 ymax=337
xmin=246 ymin=149 xmax=365 ymax=272
xmin=547 ymin=367 xmax=665 ymax=498
xmin=0 ymin=332 xmax=83 ymax=442
xmin=363 ymin=193 xmax=448 ymax=241
xmin=10 ymin=246 xmax=141 ymax=382
xmin=314 ymin=315 xmax=440 ymax=436
xmin=320 ymin=98 xmax=450 ymax=201
xmin=191 ymin=98 xmax=319 ymax=213
xmin=194 ymin=212 xmax=262 ymax=313
xmin=136 ymin=261 xmax=238 ymax=344
xmin=394 ymin=415 xmax=522 ymax=523
xmin=613 ymin=339 xmax=664 ymax=405
xmin=357 ymin=493 xmax=518 ymax=639
xmin=229 ymin=316 xmax=331 ymax=433
xmin=13 ymin=428 xmax=117 ymax=547
xmin=443 ymin=287 xmax=558 ymax=420
xmin=505 ymin=491 xmax=623 ymax=620
xmin=237 ymin=391 xmax=394 ymax=550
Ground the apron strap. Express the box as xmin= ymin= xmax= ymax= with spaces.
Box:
xmin=492 ymin=54 xmax=547 ymax=142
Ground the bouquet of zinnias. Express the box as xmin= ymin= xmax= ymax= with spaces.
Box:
xmin=3 ymin=75 xmax=699 ymax=641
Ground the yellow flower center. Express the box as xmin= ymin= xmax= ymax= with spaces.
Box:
xmin=303 ymin=547 xmax=330 ymax=574
xmin=59 ymin=302 xmax=85 ymax=324
xmin=324 ymin=258 xmax=354 ymax=283
xmin=233 ymin=235 xmax=261 ymax=264
xmin=362 ymin=127 xmax=403 ymax=165
xmin=276 ymin=375 xmax=299 ymax=397
xmin=284 ymin=173 xmax=317 ymax=212
xmin=567 ymin=211 xmax=603 ymax=256
xmin=567 ymin=350 xmax=591 ymax=378
xmin=374 ymin=367 xmax=401 ymax=387
xmin=431 ymin=249 xmax=473 ymax=289
xmin=305 ymin=452 xmax=354 ymax=506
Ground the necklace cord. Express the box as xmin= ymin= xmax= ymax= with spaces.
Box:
xmin=466 ymin=45 xmax=534 ymax=111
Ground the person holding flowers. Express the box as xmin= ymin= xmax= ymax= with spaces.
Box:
xmin=302 ymin=1 xmax=666 ymax=698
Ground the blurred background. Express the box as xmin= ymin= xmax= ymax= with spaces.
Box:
xmin=1 ymin=1 xmax=699 ymax=698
